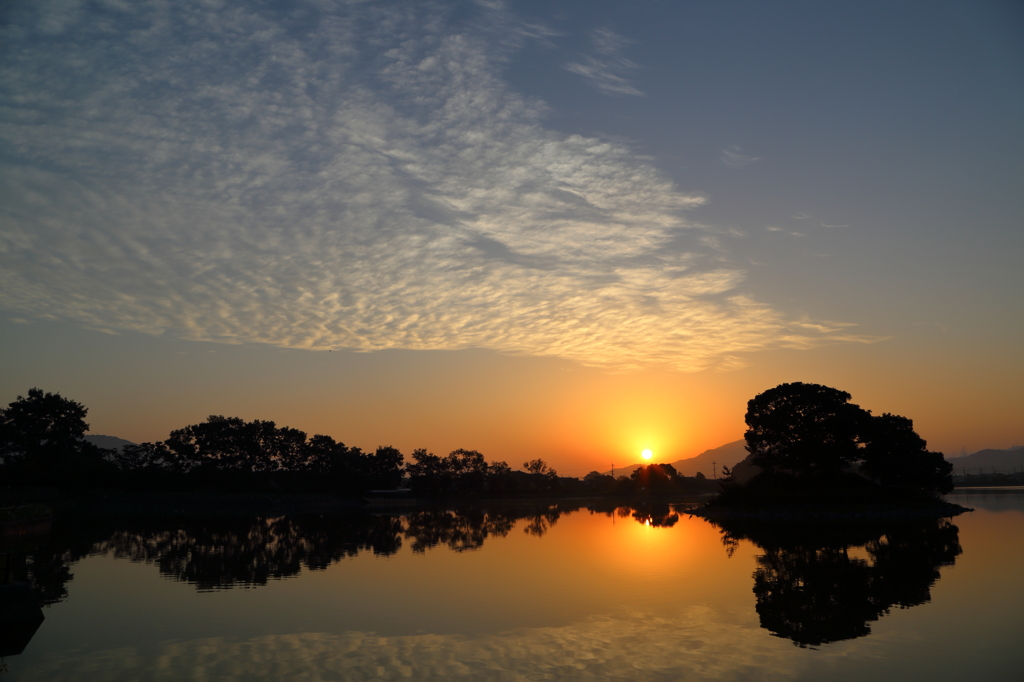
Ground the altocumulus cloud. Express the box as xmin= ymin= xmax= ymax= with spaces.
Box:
xmin=0 ymin=0 xmax=866 ymax=372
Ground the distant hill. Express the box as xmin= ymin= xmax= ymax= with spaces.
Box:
xmin=668 ymin=440 xmax=749 ymax=477
xmin=604 ymin=440 xmax=748 ymax=480
xmin=83 ymin=434 xmax=136 ymax=453
xmin=946 ymin=446 xmax=1024 ymax=474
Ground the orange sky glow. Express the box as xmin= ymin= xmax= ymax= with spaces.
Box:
xmin=1 ymin=0 xmax=1020 ymax=476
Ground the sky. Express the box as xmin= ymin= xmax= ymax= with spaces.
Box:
xmin=1 ymin=0 xmax=1022 ymax=477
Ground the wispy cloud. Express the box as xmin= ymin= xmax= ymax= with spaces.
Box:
xmin=721 ymin=145 xmax=760 ymax=168
xmin=564 ymin=28 xmax=644 ymax=97
xmin=473 ymin=0 xmax=559 ymax=51
xmin=765 ymin=226 xmax=804 ymax=237
xmin=0 ymin=1 xmax=867 ymax=372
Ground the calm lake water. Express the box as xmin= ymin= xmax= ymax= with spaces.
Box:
xmin=3 ymin=491 xmax=1023 ymax=681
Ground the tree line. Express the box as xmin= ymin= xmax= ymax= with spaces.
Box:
xmin=6 ymin=382 xmax=947 ymax=501
xmin=0 ymin=388 xmax=715 ymax=497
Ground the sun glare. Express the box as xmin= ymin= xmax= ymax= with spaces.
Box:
xmin=641 ymin=449 xmax=653 ymax=460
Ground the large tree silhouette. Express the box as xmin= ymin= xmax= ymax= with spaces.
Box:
xmin=860 ymin=413 xmax=953 ymax=495
xmin=0 ymin=388 xmax=90 ymax=459
xmin=0 ymin=388 xmax=112 ymax=487
xmin=738 ymin=382 xmax=952 ymax=499
xmin=745 ymin=382 xmax=864 ymax=476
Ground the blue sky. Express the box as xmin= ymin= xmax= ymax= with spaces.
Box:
xmin=2 ymin=0 xmax=1021 ymax=466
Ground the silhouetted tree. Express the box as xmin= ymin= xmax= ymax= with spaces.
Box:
xmin=294 ymin=434 xmax=375 ymax=492
xmin=733 ymin=382 xmax=953 ymax=502
xmin=1 ymin=388 xmax=90 ymax=460
xmin=860 ymin=413 xmax=953 ymax=495
xmin=405 ymin=448 xmax=499 ymax=495
xmin=364 ymin=446 xmax=405 ymax=489
xmin=583 ymin=471 xmax=616 ymax=493
xmin=520 ymin=458 xmax=561 ymax=492
xmin=745 ymin=382 xmax=865 ymax=477
xmin=109 ymin=441 xmax=186 ymax=490
xmin=444 ymin=449 xmax=488 ymax=493
xmin=165 ymin=416 xmax=249 ymax=471
xmin=523 ymin=458 xmax=551 ymax=475
xmin=164 ymin=416 xmax=315 ymax=475
xmin=268 ymin=424 xmax=313 ymax=473
xmin=302 ymin=434 xmax=354 ymax=476
xmin=158 ymin=416 xmax=402 ymax=493
xmin=405 ymin=448 xmax=450 ymax=495
xmin=631 ymin=463 xmax=681 ymax=492
xmin=0 ymin=388 xmax=114 ymax=488
xmin=114 ymin=441 xmax=179 ymax=472
xmin=486 ymin=460 xmax=517 ymax=493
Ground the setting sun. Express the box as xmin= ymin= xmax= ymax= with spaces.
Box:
xmin=641 ymin=449 xmax=653 ymax=460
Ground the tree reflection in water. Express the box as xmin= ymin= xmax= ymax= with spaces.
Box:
xmin=709 ymin=516 xmax=963 ymax=647
xmin=9 ymin=504 xmax=588 ymax=604
xmin=404 ymin=508 xmax=518 ymax=552
xmin=629 ymin=503 xmax=680 ymax=527
xmin=96 ymin=515 xmax=405 ymax=590
xmin=10 ymin=502 xmax=963 ymax=652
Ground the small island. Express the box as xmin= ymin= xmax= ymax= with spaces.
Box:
xmin=692 ymin=382 xmax=969 ymax=520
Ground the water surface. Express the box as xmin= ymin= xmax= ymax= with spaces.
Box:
xmin=3 ymin=493 xmax=1022 ymax=681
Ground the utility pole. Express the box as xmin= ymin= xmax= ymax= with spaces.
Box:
xmin=713 ymin=461 xmax=717 ymax=480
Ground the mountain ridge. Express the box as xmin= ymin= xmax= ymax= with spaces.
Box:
xmin=946 ymin=446 xmax=1024 ymax=474
xmin=603 ymin=440 xmax=749 ymax=480
xmin=83 ymin=434 xmax=136 ymax=453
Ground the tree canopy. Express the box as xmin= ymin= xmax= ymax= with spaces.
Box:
xmin=740 ymin=382 xmax=952 ymax=500
xmin=0 ymin=388 xmax=112 ymax=486
xmin=745 ymin=382 xmax=863 ymax=476
xmin=1 ymin=388 xmax=91 ymax=463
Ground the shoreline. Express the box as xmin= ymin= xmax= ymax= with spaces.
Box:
xmin=687 ymin=499 xmax=973 ymax=521
xmin=7 ymin=487 xmax=1011 ymax=519
xmin=28 ymin=490 xmax=714 ymax=517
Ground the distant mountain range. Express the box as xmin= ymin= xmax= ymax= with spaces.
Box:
xmin=602 ymin=442 xmax=1024 ymax=479
xmin=945 ymin=446 xmax=1024 ymax=474
xmin=603 ymin=440 xmax=749 ymax=480
xmin=83 ymin=434 xmax=136 ymax=453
